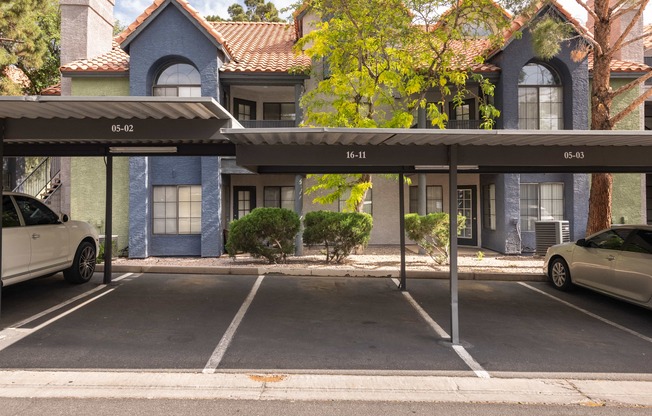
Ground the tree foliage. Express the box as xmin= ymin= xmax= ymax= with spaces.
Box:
xmin=295 ymin=0 xmax=511 ymax=211
xmin=210 ymin=0 xmax=282 ymax=22
xmin=529 ymin=0 xmax=652 ymax=235
xmin=0 ymin=0 xmax=60 ymax=95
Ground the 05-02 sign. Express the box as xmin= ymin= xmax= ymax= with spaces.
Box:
xmin=111 ymin=124 xmax=134 ymax=133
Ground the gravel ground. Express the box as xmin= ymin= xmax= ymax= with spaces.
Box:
xmin=112 ymin=245 xmax=545 ymax=275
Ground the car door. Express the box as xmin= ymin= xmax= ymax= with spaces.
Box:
xmin=2 ymin=195 xmax=31 ymax=283
xmin=570 ymin=228 xmax=631 ymax=291
xmin=13 ymin=195 xmax=70 ymax=278
xmin=612 ymin=229 xmax=652 ymax=304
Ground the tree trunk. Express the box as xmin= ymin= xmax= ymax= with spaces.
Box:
xmin=586 ymin=0 xmax=615 ymax=236
xmin=586 ymin=172 xmax=613 ymax=235
xmin=355 ymin=174 xmax=372 ymax=213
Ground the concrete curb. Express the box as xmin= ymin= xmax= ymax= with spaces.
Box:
xmin=96 ymin=264 xmax=547 ymax=281
xmin=0 ymin=370 xmax=649 ymax=406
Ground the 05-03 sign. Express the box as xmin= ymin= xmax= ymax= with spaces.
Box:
xmin=563 ymin=151 xmax=585 ymax=160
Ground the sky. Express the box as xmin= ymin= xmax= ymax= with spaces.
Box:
xmin=113 ymin=0 xmax=652 ymax=28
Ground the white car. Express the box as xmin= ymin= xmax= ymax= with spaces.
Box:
xmin=2 ymin=192 xmax=99 ymax=287
xmin=543 ymin=225 xmax=652 ymax=310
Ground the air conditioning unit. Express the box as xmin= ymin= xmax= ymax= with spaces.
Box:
xmin=535 ymin=221 xmax=570 ymax=256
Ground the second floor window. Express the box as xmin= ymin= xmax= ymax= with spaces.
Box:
xmin=153 ymin=63 xmax=201 ymax=97
xmin=263 ymin=103 xmax=295 ymax=121
xmin=518 ymin=63 xmax=563 ymax=130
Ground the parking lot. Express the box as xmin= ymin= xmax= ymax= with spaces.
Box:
xmin=0 ymin=272 xmax=650 ymax=378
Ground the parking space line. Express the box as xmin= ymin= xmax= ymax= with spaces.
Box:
xmin=7 ymin=273 xmax=134 ymax=330
xmin=519 ymin=282 xmax=652 ymax=344
xmin=391 ymin=278 xmax=490 ymax=379
xmin=203 ymin=275 xmax=265 ymax=374
xmin=0 ymin=288 xmax=117 ymax=352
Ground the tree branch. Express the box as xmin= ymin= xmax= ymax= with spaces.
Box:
xmin=610 ymin=78 xmax=652 ymax=126
xmin=610 ymin=0 xmax=650 ymax=54
xmin=572 ymin=0 xmax=599 ymax=22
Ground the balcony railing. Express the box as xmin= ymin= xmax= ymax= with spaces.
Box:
xmin=419 ymin=119 xmax=482 ymax=129
xmin=238 ymin=120 xmax=297 ymax=128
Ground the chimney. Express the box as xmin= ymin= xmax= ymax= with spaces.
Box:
xmin=60 ymin=0 xmax=115 ymax=96
xmin=586 ymin=0 xmax=643 ymax=62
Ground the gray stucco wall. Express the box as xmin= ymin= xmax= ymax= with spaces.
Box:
xmin=482 ymin=9 xmax=591 ymax=254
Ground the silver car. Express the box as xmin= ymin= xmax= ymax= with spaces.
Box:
xmin=2 ymin=192 xmax=99 ymax=287
xmin=543 ymin=225 xmax=652 ymax=310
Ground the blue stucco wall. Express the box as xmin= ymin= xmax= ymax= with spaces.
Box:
xmin=481 ymin=8 xmax=591 ymax=254
xmin=126 ymin=2 xmax=225 ymax=257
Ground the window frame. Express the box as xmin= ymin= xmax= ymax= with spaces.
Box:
xmin=408 ymin=185 xmax=443 ymax=214
xmin=263 ymin=102 xmax=296 ymax=121
xmin=264 ymin=186 xmax=295 ymax=210
xmin=518 ymin=63 xmax=563 ymax=130
xmin=520 ymin=182 xmax=564 ymax=232
xmin=152 ymin=185 xmax=202 ymax=235
xmin=482 ymin=184 xmax=496 ymax=230
xmin=152 ymin=63 xmax=202 ymax=97
xmin=234 ymin=98 xmax=257 ymax=121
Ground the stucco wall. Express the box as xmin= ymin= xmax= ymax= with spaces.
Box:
xmin=607 ymin=78 xmax=645 ymax=224
xmin=69 ymin=77 xmax=130 ymax=253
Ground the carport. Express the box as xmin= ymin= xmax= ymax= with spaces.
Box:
xmin=3 ymin=95 xmax=652 ymax=345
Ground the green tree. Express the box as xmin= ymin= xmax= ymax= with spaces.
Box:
xmin=529 ymin=0 xmax=652 ymax=235
xmin=295 ymin=0 xmax=508 ymax=211
xmin=210 ymin=0 xmax=283 ymax=22
xmin=0 ymin=0 xmax=60 ymax=95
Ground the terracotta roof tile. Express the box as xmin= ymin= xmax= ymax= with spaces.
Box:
xmin=40 ymin=82 xmax=61 ymax=96
xmin=450 ymin=39 xmax=500 ymax=73
xmin=588 ymin=54 xmax=651 ymax=73
xmin=60 ymin=41 xmax=129 ymax=73
xmin=115 ymin=0 xmax=233 ymax=58
xmin=213 ymin=21 xmax=311 ymax=73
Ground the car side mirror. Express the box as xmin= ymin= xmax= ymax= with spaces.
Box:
xmin=576 ymin=238 xmax=587 ymax=247
xmin=61 ymin=214 xmax=69 ymax=223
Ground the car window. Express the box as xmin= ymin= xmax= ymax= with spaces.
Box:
xmin=2 ymin=196 xmax=21 ymax=227
xmin=623 ymin=230 xmax=652 ymax=255
xmin=14 ymin=195 xmax=60 ymax=226
xmin=586 ymin=229 xmax=630 ymax=250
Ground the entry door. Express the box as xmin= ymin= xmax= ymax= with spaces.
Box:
xmin=233 ymin=186 xmax=256 ymax=220
xmin=457 ymin=186 xmax=477 ymax=246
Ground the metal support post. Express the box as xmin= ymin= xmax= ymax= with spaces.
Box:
xmin=399 ymin=173 xmax=407 ymax=290
xmin=103 ymin=156 xmax=113 ymax=284
xmin=449 ymin=145 xmax=460 ymax=345
xmin=294 ymin=174 xmax=304 ymax=256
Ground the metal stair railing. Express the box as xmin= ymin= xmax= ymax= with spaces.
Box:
xmin=12 ymin=157 xmax=62 ymax=200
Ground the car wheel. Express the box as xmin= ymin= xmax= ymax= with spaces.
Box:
xmin=548 ymin=257 xmax=573 ymax=291
xmin=63 ymin=241 xmax=97 ymax=284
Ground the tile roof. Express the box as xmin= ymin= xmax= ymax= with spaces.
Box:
xmin=212 ymin=21 xmax=311 ymax=73
xmin=60 ymin=41 xmax=129 ymax=74
xmin=450 ymin=39 xmax=501 ymax=73
xmin=588 ymin=54 xmax=650 ymax=73
xmin=40 ymin=83 xmax=61 ymax=96
xmin=115 ymin=0 xmax=233 ymax=58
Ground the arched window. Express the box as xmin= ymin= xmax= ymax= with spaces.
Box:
xmin=153 ymin=63 xmax=201 ymax=97
xmin=518 ymin=63 xmax=563 ymax=130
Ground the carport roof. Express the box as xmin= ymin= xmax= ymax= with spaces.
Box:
xmin=0 ymin=96 xmax=240 ymax=156
xmin=222 ymin=127 xmax=652 ymax=174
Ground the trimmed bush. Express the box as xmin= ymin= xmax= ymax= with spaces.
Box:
xmin=303 ymin=210 xmax=373 ymax=263
xmin=404 ymin=212 xmax=466 ymax=265
xmin=226 ymin=207 xmax=300 ymax=264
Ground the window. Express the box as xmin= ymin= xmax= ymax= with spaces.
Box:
xmin=234 ymin=98 xmax=256 ymax=120
xmin=449 ymin=99 xmax=474 ymax=121
xmin=14 ymin=195 xmax=60 ymax=226
xmin=409 ymin=186 xmax=443 ymax=214
xmin=153 ymin=185 xmax=202 ymax=235
xmin=153 ymin=63 xmax=201 ymax=97
xmin=264 ymin=186 xmax=295 ymax=210
xmin=586 ymin=229 xmax=630 ymax=251
xmin=520 ymin=183 xmax=564 ymax=232
xmin=518 ymin=63 xmax=563 ymax=130
xmin=623 ymin=229 xmax=652 ymax=254
xmin=263 ymin=103 xmax=296 ymax=121
xmin=2 ymin=196 xmax=21 ymax=227
xmin=482 ymin=184 xmax=496 ymax=230
xmin=339 ymin=189 xmax=372 ymax=215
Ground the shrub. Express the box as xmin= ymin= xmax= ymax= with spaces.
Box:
xmin=404 ymin=212 xmax=466 ymax=265
xmin=226 ymin=208 xmax=300 ymax=264
xmin=303 ymin=210 xmax=373 ymax=263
